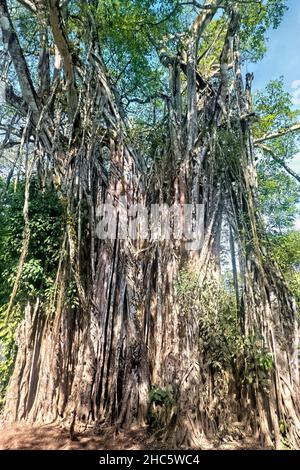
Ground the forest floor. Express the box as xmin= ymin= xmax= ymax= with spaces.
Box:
xmin=0 ymin=422 xmax=266 ymax=450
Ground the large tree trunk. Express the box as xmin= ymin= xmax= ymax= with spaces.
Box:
xmin=1 ymin=0 xmax=299 ymax=449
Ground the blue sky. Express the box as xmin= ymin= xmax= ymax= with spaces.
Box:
xmin=250 ymin=0 xmax=300 ymax=174
xmin=249 ymin=0 xmax=300 ymax=228
xmin=250 ymin=0 xmax=300 ymax=93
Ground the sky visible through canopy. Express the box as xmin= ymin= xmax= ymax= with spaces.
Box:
xmin=249 ymin=0 xmax=300 ymax=228
xmin=0 ymin=0 xmax=299 ymax=226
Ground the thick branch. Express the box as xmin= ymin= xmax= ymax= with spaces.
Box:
xmin=17 ymin=0 xmax=37 ymax=13
xmin=256 ymin=143 xmax=300 ymax=184
xmin=179 ymin=60 xmax=215 ymax=94
xmin=254 ymin=123 xmax=300 ymax=144
xmin=46 ymin=0 xmax=77 ymax=117
xmin=0 ymin=0 xmax=39 ymax=114
xmin=5 ymin=85 xmax=28 ymax=115
xmin=191 ymin=0 xmax=223 ymax=47
xmin=219 ymin=11 xmax=240 ymax=107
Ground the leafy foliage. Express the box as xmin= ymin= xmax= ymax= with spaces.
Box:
xmin=242 ymin=334 xmax=273 ymax=391
xmin=253 ymin=78 xmax=299 ymax=139
xmin=149 ymin=386 xmax=173 ymax=407
xmin=177 ymin=274 xmax=274 ymax=388
xmin=92 ymin=0 xmax=180 ymax=115
xmin=175 ymin=273 xmax=276 ymax=435
xmin=238 ymin=0 xmax=288 ymax=62
xmin=269 ymin=231 xmax=300 ymax=307
xmin=0 ymin=180 xmax=64 ymax=303
xmin=148 ymin=385 xmax=174 ymax=429
xmin=0 ymin=304 xmax=21 ymax=407
xmin=253 ymin=79 xmax=300 ymax=307
xmin=258 ymin=168 xmax=299 ymax=233
xmin=0 ymin=179 xmax=64 ymax=404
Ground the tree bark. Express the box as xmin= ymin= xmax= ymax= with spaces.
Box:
xmin=2 ymin=0 xmax=300 ymax=450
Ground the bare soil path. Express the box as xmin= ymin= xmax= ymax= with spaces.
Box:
xmin=0 ymin=423 xmax=265 ymax=450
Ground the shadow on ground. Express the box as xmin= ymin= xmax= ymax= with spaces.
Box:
xmin=0 ymin=422 xmax=264 ymax=450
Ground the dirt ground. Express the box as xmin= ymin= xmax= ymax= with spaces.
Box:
xmin=0 ymin=422 xmax=149 ymax=450
xmin=0 ymin=422 xmax=264 ymax=450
